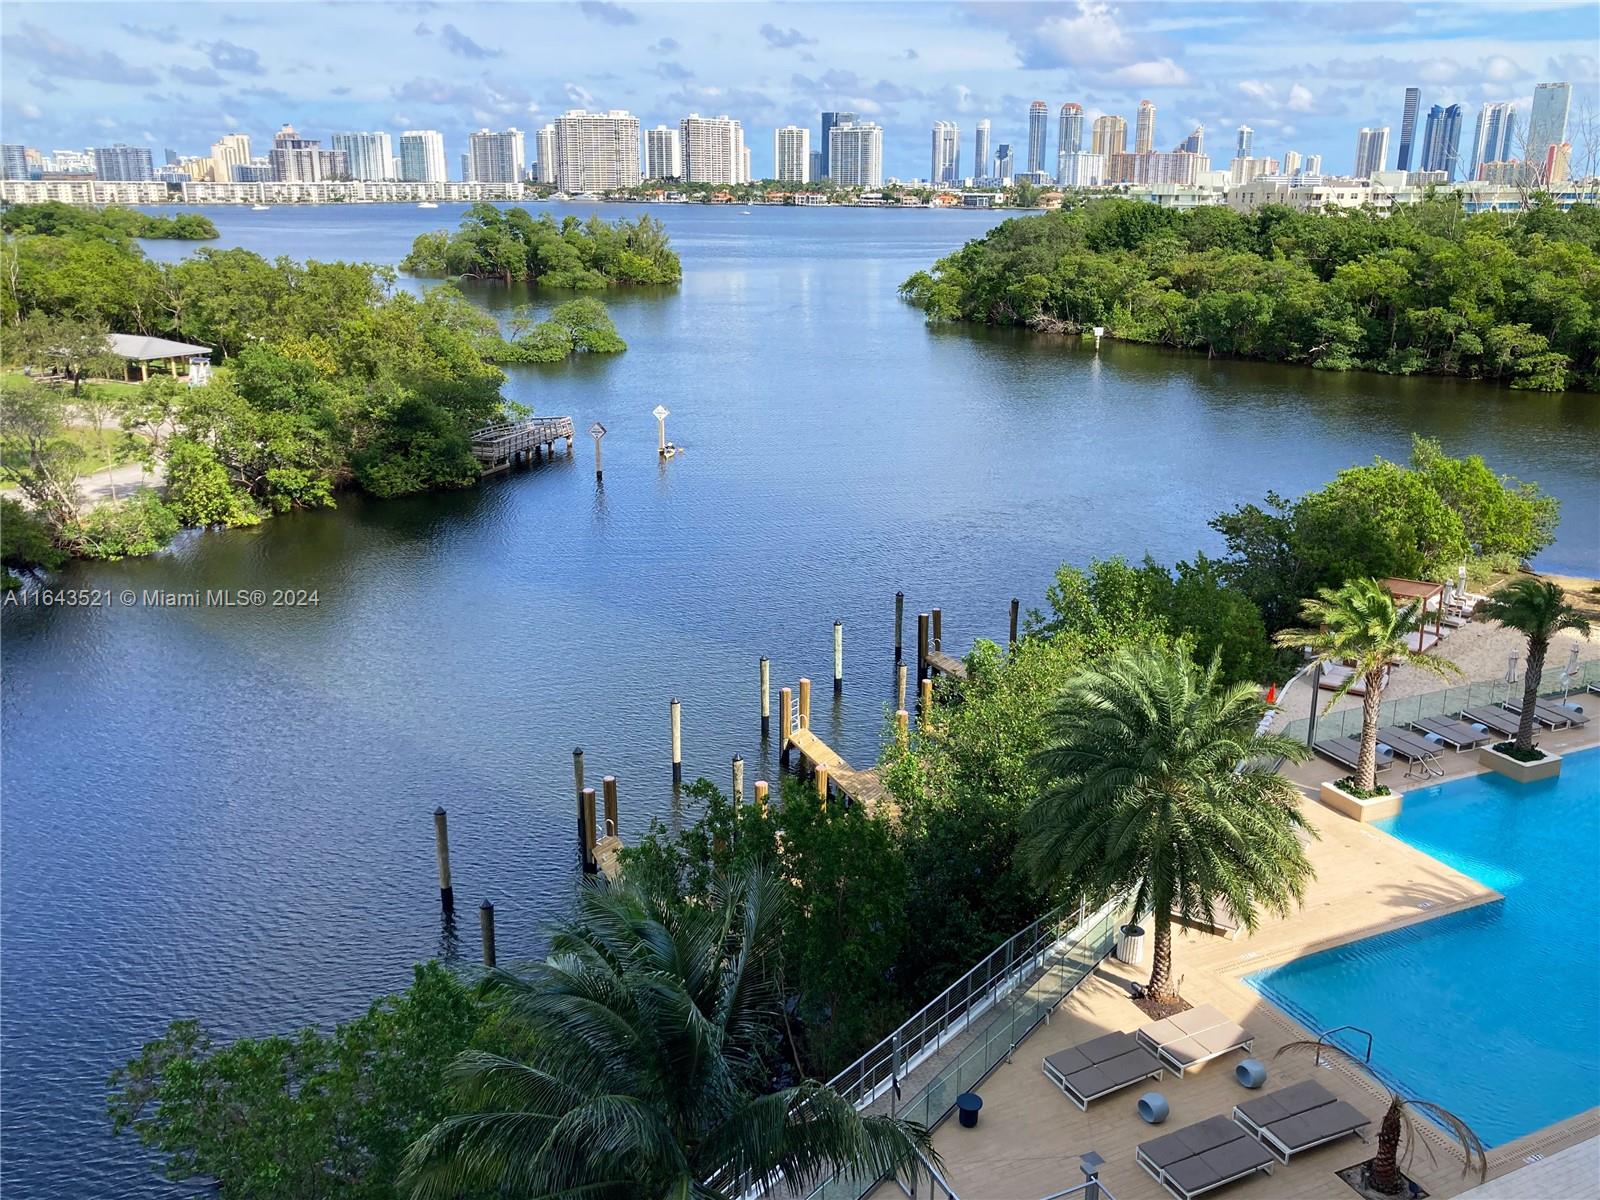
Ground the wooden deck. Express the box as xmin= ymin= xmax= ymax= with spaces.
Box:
xmin=784 ymin=726 xmax=892 ymax=812
xmin=470 ymin=416 xmax=575 ymax=472
xmin=924 ymin=648 xmax=968 ymax=680
xmin=595 ymin=834 xmax=623 ymax=882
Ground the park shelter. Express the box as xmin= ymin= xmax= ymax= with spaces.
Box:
xmin=105 ymin=333 xmax=212 ymax=383
xmin=1381 ymin=577 xmax=1445 ymax=652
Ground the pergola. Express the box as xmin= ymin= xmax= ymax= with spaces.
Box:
xmin=105 ymin=333 xmax=212 ymax=383
xmin=1381 ymin=577 xmax=1445 ymax=652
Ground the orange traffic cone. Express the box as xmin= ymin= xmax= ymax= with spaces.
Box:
xmin=1266 ymin=683 xmax=1278 ymax=704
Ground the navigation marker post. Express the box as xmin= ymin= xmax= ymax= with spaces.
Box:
xmin=589 ymin=421 xmax=607 ymax=481
xmin=653 ymin=404 xmax=670 ymax=457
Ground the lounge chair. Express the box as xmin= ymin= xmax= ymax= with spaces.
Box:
xmin=1375 ymin=727 xmax=1445 ymax=778
xmin=1233 ymin=1079 xmax=1371 ymax=1164
xmin=1137 ymin=1113 xmax=1275 ymax=1200
xmin=1137 ymin=1005 xmax=1255 ymax=1077
xmin=1314 ymin=735 xmax=1394 ymax=773
xmin=1041 ymin=1030 xmax=1162 ymax=1111
xmin=1589 ymin=682 xmax=1600 ymax=696
xmin=1460 ymin=706 xmax=1521 ymax=737
xmin=1502 ymin=699 xmax=1587 ymax=729
xmin=1317 ymin=664 xmax=1387 ymax=697
xmin=1408 ymin=716 xmax=1490 ymax=750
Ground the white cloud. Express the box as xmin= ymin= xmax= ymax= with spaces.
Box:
xmin=1287 ymin=83 xmax=1315 ymax=112
xmin=21 ymin=101 xmax=42 ymax=119
xmin=1111 ymin=58 xmax=1191 ymax=87
xmin=1238 ymin=79 xmax=1316 ymax=112
xmin=1032 ymin=2 xmax=1133 ymax=68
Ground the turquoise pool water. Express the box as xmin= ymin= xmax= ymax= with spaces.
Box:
xmin=1247 ymin=748 xmax=1600 ymax=1146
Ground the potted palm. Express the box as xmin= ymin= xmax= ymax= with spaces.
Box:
xmin=1276 ymin=579 xmax=1458 ymax=820
xmin=1475 ymin=577 xmax=1592 ymax=782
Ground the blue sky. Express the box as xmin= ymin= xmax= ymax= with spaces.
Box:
xmin=3 ymin=1 xmax=1596 ymax=178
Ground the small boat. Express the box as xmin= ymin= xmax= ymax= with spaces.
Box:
xmin=741 ymin=208 xmax=753 ymax=214
xmin=251 ymin=204 xmax=269 ymax=211
xmin=417 ymin=201 xmax=438 ymax=209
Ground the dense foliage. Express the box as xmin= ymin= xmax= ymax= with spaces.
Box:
xmin=2 ymin=200 xmax=218 ymax=241
xmin=402 ymin=204 xmax=681 ymax=287
xmin=900 ymin=196 xmax=1600 ymax=390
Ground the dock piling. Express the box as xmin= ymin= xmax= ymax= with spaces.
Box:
xmin=779 ymin=687 xmax=793 ymax=769
xmin=798 ymin=677 xmax=812 ymax=730
xmin=759 ymin=656 xmax=771 ymax=738
xmin=754 ymin=779 xmax=770 ymax=815
xmin=670 ymin=698 xmax=683 ymax=785
xmin=816 ymin=765 xmax=829 ymax=803
xmin=833 ymin=621 xmax=843 ymax=695
xmin=432 ymin=807 xmax=454 ymax=912
xmin=572 ymin=747 xmax=585 ymax=808
xmin=916 ymin=613 xmax=930 ymax=680
xmin=602 ymin=776 xmax=618 ymax=838
xmin=1009 ymin=598 xmax=1020 ymax=647
xmin=932 ymin=607 xmax=943 ymax=652
xmin=580 ymin=787 xmax=598 ymax=873
xmin=732 ymin=755 xmax=744 ymax=805
xmin=479 ymin=900 xmax=496 ymax=967
xmin=897 ymin=662 xmax=907 ymax=712
xmin=920 ymin=677 xmax=934 ymax=729
xmin=894 ymin=591 xmax=904 ymax=661
xmin=895 ymin=708 xmax=910 ymax=749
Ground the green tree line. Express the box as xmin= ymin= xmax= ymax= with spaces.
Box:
xmin=401 ymin=204 xmax=681 ymax=287
xmin=900 ymin=196 xmax=1600 ymax=391
xmin=2 ymin=200 xmax=218 ymax=241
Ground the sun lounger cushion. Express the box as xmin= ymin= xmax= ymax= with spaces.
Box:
xmin=1269 ymin=1100 xmax=1370 ymax=1153
xmin=1063 ymin=1048 xmax=1160 ymax=1098
xmin=1236 ymin=1079 xmax=1335 ymax=1126
xmin=1141 ymin=1115 xmax=1240 ymax=1170
xmin=1139 ymin=1004 xmax=1227 ymax=1048
xmin=1043 ymin=1031 xmax=1132 ymax=1079
xmin=1162 ymin=1136 xmax=1274 ymax=1196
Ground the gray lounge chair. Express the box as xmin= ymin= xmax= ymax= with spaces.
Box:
xmin=1408 ymin=716 xmax=1490 ymax=749
xmin=1500 ymin=699 xmax=1574 ymax=730
xmin=1137 ymin=1005 xmax=1255 ymax=1077
xmin=1314 ymin=735 xmax=1394 ymax=773
xmin=1041 ymin=1030 xmax=1162 ymax=1111
xmin=1460 ymin=706 xmax=1521 ymax=736
xmin=1233 ymin=1079 xmax=1371 ymax=1164
xmin=1589 ymin=682 xmax=1600 ymax=696
xmin=1137 ymin=1113 xmax=1275 ymax=1200
xmin=1375 ymin=727 xmax=1445 ymax=778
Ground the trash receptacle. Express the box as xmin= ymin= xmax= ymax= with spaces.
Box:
xmin=956 ymin=1092 xmax=983 ymax=1128
xmin=1116 ymin=923 xmax=1145 ymax=965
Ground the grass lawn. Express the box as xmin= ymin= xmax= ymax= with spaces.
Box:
xmin=3 ymin=372 xmax=148 ymax=400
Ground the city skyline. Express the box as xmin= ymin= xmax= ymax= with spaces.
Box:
xmin=2 ymin=1 xmax=1596 ymax=181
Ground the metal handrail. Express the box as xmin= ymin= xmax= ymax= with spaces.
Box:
xmin=1314 ymin=1024 xmax=1374 ymax=1066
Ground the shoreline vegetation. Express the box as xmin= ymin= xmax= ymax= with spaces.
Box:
xmin=1 ymin=200 xmax=217 ymax=241
xmin=0 ymin=202 xmax=644 ymax=582
xmin=899 ymin=196 xmax=1600 ymax=392
xmin=101 ymin=436 xmax=1565 ymax=1197
xmin=400 ymin=203 xmax=681 ymax=287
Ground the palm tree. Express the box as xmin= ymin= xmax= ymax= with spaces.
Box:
xmin=1275 ymin=579 xmax=1459 ymax=793
xmin=1023 ymin=644 xmax=1316 ymax=1004
xmin=400 ymin=868 xmax=933 ymax=1200
xmin=1276 ymin=1041 xmax=1487 ymax=1196
xmin=1476 ymin=577 xmax=1592 ymax=753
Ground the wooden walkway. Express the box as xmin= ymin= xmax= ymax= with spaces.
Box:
xmin=923 ymin=648 xmax=968 ymax=680
xmin=595 ymin=834 xmax=623 ymax=882
xmin=470 ymin=416 xmax=574 ymax=472
xmin=785 ymin=727 xmax=892 ymax=812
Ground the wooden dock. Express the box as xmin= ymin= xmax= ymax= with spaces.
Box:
xmin=470 ymin=416 xmax=575 ymax=472
xmin=595 ymin=834 xmax=623 ymax=882
xmin=924 ymin=648 xmax=968 ymax=680
xmin=785 ymin=726 xmax=892 ymax=812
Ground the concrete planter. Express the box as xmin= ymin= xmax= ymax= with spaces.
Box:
xmin=1317 ymin=779 xmax=1402 ymax=823
xmin=1478 ymin=744 xmax=1562 ymax=783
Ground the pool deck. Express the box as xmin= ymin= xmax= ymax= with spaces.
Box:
xmin=875 ymin=724 xmax=1600 ymax=1200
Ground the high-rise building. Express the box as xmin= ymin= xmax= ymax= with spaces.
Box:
xmin=680 ymin=114 xmax=745 ymax=185
xmin=1090 ymin=115 xmax=1127 ymax=158
xmin=1304 ymin=154 xmax=1323 ymax=175
xmin=1134 ymin=100 xmax=1156 ymax=155
xmin=268 ymin=125 xmax=323 ymax=182
xmin=828 ymin=121 xmax=882 ymax=186
xmin=1229 ymin=156 xmax=1281 ymax=185
xmin=1527 ymin=82 xmax=1572 ymax=181
xmin=554 ymin=110 xmax=641 ymax=191
xmin=1027 ymin=100 xmax=1049 ymax=175
xmin=773 ymin=125 xmax=809 ymax=182
xmin=1056 ymin=103 xmax=1083 ymax=182
xmin=1396 ymin=87 xmax=1422 ymax=171
xmin=808 ymin=149 xmax=823 ymax=182
xmin=1420 ymin=103 xmax=1463 ymax=179
xmin=974 ymin=118 xmax=992 ymax=180
xmin=318 ymin=150 xmax=349 ymax=180
xmin=1108 ymin=149 xmax=1207 ymax=185
xmin=536 ymin=126 xmax=558 ymax=184
xmin=819 ymin=111 xmax=856 ymax=178
xmin=1468 ymin=102 xmax=1517 ymax=180
xmin=994 ymin=143 xmax=1015 ymax=181
xmin=1178 ymin=125 xmax=1204 ymax=155
xmin=399 ymin=131 xmax=447 ymax=182
xmin=208 ymin=133 xmax=251 ymax=184
xmin=1060 ymin=151 xmax=1105 ymax=187
xmin=1 ymin=144 xmax=29 ymax=180
xmin=742 ymin=144 xmax=751 ymax=183
xmin=1354 ymin=126 xmax=1389 ymax=177
xmin=1544 ymin=141 xmax=1572 ymax=184
xmin=930 ymin=121 xmax=960 ymax=184
xmin=1235 ymin=125 xmax=1254 ymax=157
xmin=331 ymin=131 xmax=394 ymax=181
xmin=646 ymin=125 xmax=683 ymax=180
xmin=1283 ymin=150 xmax=1302 ymax=176
xmin=466 ymin=128 xmax=526 ymax=184
xmin=92 ymin=143 xmax=154 ymax=181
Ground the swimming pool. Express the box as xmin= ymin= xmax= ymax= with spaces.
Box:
xmin=1247 ymin=748 xmax=1600 ymax=1147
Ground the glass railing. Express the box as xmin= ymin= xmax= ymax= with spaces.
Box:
xmin=799 ymin=898 xmax=1127 ymax=1200
xmin=1280 ymin=658 xmax=1600 ymax=745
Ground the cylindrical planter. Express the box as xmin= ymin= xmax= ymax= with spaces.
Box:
xmin=1116 ymin=923 xmax=1146 ymax=965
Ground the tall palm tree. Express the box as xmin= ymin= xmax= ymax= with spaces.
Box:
xmin=1276 ymin=1041 xmax=1487 ymax=1196
xmin=1275 ymin=579 xmax=1459 ymax=793
xmin=1476 ymin=577 xmax=1592 ymax=753
xmin=400 ymin=868 xmax=933 ymax=1200
xmin=1023 ymin=645 xmax=1316 ymax=1003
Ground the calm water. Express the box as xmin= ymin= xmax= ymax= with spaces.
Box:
xmin=1247 ymin=749 xmax=1600 ymax=1145
xmin=2 ymin=204 xmax=1597 ymax=1198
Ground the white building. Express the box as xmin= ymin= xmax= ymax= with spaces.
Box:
xmin=828 ymin=121 xmax=882 ymax=186
xmin=208 ymin=134 xmax=251 ymax=184
xmin=930 ymin=121 xmax=960 ymax=185
xmin=1059 ymin=151 xmax=1107 ymax=187
xmin=680 ymin=114 xmax=746 ymax=185
xmin=975 ymin=118 xmax=992 ymax=181
xmin=467 ymin=128 xmax=526 ymax=184
xmin=1354 ymin=127 xmax=1390 ymax=178
xmin=646 ymin=125 xmax=683 ymax=180
xmin=1134 ymin=100 xmax=1156 ymax=155
xmin=331 ymin=131 xmax=394 ymax=181
xmin=399 ymin=131 xmax=447 ymax=183
xmin=773 ymin=125 xmax=810 ymax=182
xmin=1229 ymin=156 xmax=1281 ymax=185
xmin=535 ymin=126 xmax=557 ymax=185
xmin=554 ymin=109 xmax=642 ymax=192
